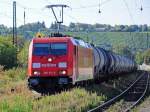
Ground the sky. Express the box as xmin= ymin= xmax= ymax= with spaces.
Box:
xmin=0 ymin=0 xmax=150 ymax=27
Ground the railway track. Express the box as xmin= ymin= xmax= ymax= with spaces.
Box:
xmin=88 ymin=71 xmax=149 ymax=112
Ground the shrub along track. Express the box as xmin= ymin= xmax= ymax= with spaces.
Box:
xmin=87 ymin=71 xmax=149 ymax=112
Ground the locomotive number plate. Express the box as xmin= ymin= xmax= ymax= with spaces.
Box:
xmin=41 ymin=63 xmax=56 ymax=67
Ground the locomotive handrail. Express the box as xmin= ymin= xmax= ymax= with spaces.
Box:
xmin=87 ymin=72 xmax=146 ymax=112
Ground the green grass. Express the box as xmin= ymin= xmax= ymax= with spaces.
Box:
xmin=33 ymin=88 xmax=106 ymax=112
xmin=0 ymin=86 xmax=106 ymax=112
xmin=0 ymin=95 xmax=32 ymax=112
xmin=0 ymin=67 xmax=26 ymax=89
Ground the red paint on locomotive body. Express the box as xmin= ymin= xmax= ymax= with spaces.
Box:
xmin=28 ymin=37 xmax=74 ymax=78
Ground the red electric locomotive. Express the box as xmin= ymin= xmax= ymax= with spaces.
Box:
xmin=27 ymin=35 xmax=94 ymax=90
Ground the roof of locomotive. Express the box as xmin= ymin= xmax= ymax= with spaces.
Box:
xmin=32 ymin=36 xmax=73 ymax=43
xmin=32 ymin=36 xmax=92 ymax=48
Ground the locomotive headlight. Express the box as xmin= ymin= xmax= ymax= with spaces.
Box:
xmin=62 ymin=70 xmax=66 ymax=75
xmin=59 ymin=70 xmax=67 ymax=75
xmin=33 ymin=71 xmax=40 ymax=76
xmin=48 ymin=58 xmax=52 ymax=62
xmin=58 ymin=62 xmax=67 ymax=68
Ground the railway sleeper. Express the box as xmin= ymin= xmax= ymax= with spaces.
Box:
xmin=133 ymin=89 xmax=146 ymax=93
xmin=134 ymin=84 xmax=147 ymax=86
xmin=128 ymin=91 xmax=144 ymax=94
xmin=129 ymin=87 xmax=146 ymax=92
xmin=134 ymin=87 xmax=146 ymax=90
xmin=135 ymin=82 xmax=147 ymax=84
xmin=124 ymin=93 xmax=143 ymax=101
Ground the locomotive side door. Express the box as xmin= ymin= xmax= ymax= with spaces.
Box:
xmin=73 ymin=46 xmax=79 ymax=84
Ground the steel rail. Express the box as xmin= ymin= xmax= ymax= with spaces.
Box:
xmin=87 ymin=72 xmax=146 ymax=112
xmin=124 ymin=72 xmax=149 ymax=112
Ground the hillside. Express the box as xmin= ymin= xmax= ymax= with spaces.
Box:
xmin=65 ymin=32 xmax=150 ymax=51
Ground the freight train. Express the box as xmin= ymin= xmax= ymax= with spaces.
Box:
xmin=27 ymin=35 xmax=137 ymax=91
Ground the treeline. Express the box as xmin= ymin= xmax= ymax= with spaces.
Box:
xmin=58 ymin=22 xmax=149 ymax=32
xmin=0 ymin=22 xmax=150 ymax=36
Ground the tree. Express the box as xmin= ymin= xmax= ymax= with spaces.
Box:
xmin=148 ymin=26 xmax=150 ymax=31
xmin=114 ymin=25 xmax=122 ymax=31
xmin=139 ymin=24 xmax=148 ymax=32
xmin=69 ymin=22 xmax=75 ymax=29
xmin=128 ymin=25 xmax=138 ymax=32
xmin=50 ymin=22 xmax=57 ymax=29
xmin=0 ymin=25 xmax=9 ymax=35
xmin=0 ymin=37 xmax=17 ymax=68
xmin=122 ymin=25 xmax=129 ymax=32
xmin=142 ymin=24 xmax=148 ymax=31
xmin=18 ymin=21 xmax=46 ymax=35
xmin=135 ymin=49 xmax=150 ymax=64
xmin=142 ymin=49 xmax=150 ymax=64
xmin=135 ymin=51 xmax=144 ymax=64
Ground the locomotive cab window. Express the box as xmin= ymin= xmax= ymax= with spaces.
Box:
xmin=33 ymin=43 xmax=67 ymax=56
xmin=50 ymin=43 xmax=67 ymax=55
xmin=33 ymin=43 xmax=49 ymax=56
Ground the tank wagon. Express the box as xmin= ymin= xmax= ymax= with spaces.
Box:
xmin=93 ymin=46 xmax=137 ymax=80
xmin=27 ymin=35 xmax=137 ymax=90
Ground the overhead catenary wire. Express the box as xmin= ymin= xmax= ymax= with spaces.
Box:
xmin=0 ymin=12 xmax=23 ymax=23
xmin=15 ymin=1 xmax=51 ymax=25
xmin=0 ymin=13 xmax=11 ymax=18
xmin=65 ymin=13 xmax=79 ymax=23
xmin=72 ymin=0 xmax=113 ymax=10
xmin=0 ymin=1 xmax=44 ymax=13
xmin=43 ymin=0 xmax=52 ymax=4
xmin=0 ymin=1 xmax=48 ymax=26
xmin=122 ymin=0 xmax=135 ymax=24
xmin=0 ymin=1 xmax=11 ymax=6
xmin=16 ymin=2 xmax=45 ymax=12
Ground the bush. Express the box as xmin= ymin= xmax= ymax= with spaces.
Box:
xmin=0 ymin=65 xmax=4 ymax=72
xmin=17 ymin=41 xmax=30 ymax=67
xmin=0 ymin=37 xmax=17 ymax=68
xmin=0 ymin=67 xmax=26 ymax=88
xmin=3 ymin=67 xmax=26 ymax=81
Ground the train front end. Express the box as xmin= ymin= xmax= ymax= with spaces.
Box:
xmin=27 ymin=37 xmax=73 ymax=90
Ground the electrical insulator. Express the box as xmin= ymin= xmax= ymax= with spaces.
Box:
xmin=140 ymin=6 xmax=143 ymax=11
xmin=98 ymin=9 xmax=101 ymax=13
